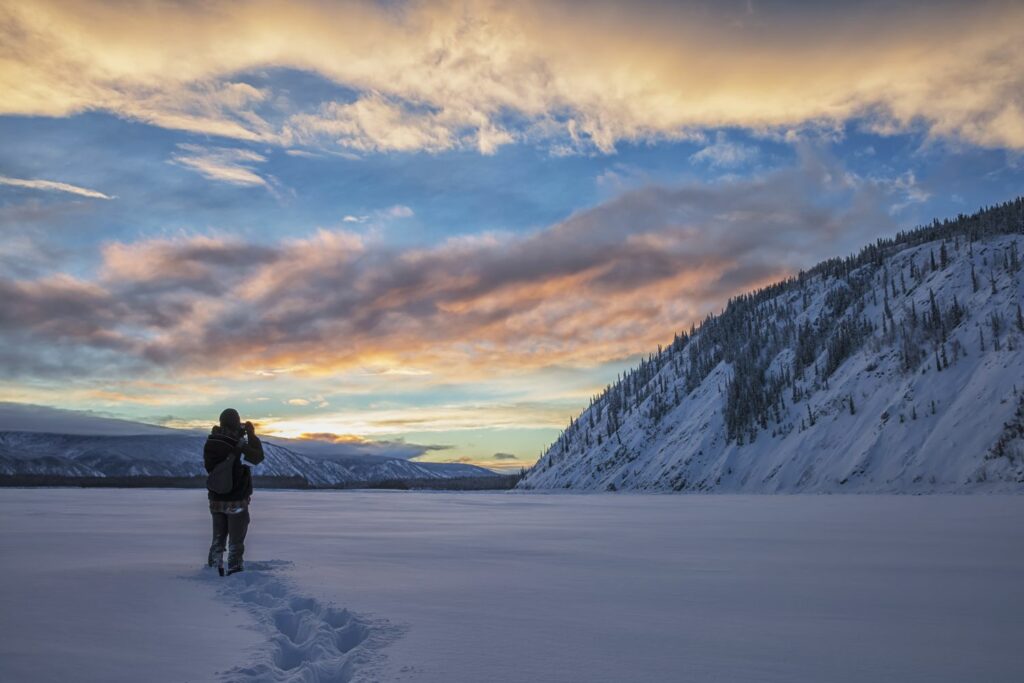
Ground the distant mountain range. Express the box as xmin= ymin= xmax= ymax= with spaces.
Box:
xmin=519 ymin=199 xmax=1024 ymax=493
xmin=0 ymin=431 xmax=493 ymax=485
xmin=0 ymin=402 xmax=495 ymax=485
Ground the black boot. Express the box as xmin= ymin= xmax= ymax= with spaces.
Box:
xmin=226 ymin=543 xmax=244 ymax=576
xmin=207 ymin=547 xmax=224 ymax=575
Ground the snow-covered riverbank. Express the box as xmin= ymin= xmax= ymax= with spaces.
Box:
xmin=2 ymin=489 xmax=1022 ymax=682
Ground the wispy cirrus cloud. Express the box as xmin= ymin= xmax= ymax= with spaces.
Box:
xmin=342 ymin=204 xmax=414 ymax=224
xmin=0 ymin=175 xmax=113 ymax=200
xmin=383 ymin=205 xmax=414 ymax=219
xmin=170 ymin=144 xmax=271 ymax=187
xmin=1 ymin=1 xmax=1022 ymax=154
xmin=690 ymin=133 xmax=759 ymax=169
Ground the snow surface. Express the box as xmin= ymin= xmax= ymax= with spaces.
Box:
xmin=2 ymin=489 xmax=1023 ymax=682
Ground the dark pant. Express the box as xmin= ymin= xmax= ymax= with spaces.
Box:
xmin=209 ymin=508 xmax=250 ymax=568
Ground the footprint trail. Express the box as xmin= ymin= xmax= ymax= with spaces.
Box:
xmin=201 ymin=560 xmax=400 ymax=682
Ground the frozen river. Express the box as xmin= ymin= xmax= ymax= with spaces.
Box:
xmin=1 ymin=489 xmax=1022 ymax=682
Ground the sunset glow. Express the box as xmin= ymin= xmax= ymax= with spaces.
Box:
xmin=2 ymin=0 xmax=1023 ymax=467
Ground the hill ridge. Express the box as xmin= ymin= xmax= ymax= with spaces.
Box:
xmin=519 ymin=198 xmax=1024 ymax=492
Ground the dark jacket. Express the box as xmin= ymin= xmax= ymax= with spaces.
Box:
xmin=204 ymin=426 xmax=265 ymax=501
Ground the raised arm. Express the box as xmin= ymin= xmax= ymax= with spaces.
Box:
xmin=241 ymin=422 xmax=265 ymax=465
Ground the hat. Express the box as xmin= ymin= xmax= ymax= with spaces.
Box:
xmin=219 ymin=408 xmax=242 ymax=429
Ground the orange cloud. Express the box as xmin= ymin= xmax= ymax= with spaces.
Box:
xmin=262 ymin=402 xmax=571 ymax=437
xmin=0 ymin=1 xmax=1021 ymax=151
xmin=293 ymin=433 xmax=370 ymax=444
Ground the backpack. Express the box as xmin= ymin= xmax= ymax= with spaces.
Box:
xmin=206 ymin=451 xmax=239 ymax=495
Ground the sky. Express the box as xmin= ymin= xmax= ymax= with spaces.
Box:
xmin=1 ymin=0 xmax=1023 ymax=470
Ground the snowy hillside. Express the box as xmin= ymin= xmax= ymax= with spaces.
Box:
xmin=519 ymin=199 xmax=1024 ymax=493
xmin=0 ymin=432 xmax=492 ymax=485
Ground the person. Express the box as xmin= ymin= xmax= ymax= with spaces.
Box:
xmin=204 ymin=408 xmax=265 ymax=576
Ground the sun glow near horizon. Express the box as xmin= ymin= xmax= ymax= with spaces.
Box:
xmin=1 ymin=0 xmax=1022 ymax=466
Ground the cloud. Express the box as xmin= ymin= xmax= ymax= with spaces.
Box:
xmin=0 ymin=229 xmax=71 ymax=279
xmin=285 ymin=395 xmax=328 ymax=407
xmin=0 ymin=275 xmax=127 ymax=348
xmin=99 ymin=235 xmax=281 ymax=295
xmin=690 ymin=133 xmax=759 ymax=168
xmin=343 ymin=206 xmax=411 ymax=224
xmin=263 ymin=403 xmax=571 ymax=436
xmin=492 ymin=452 xmax=518 ymax=460
xmin=170 ymin=144 xmax=270 ymax=187
xmin=266 ymin=431 xmax=453 ymax=460
xmin=283 ymin=149 xmax=323 ymax=158
xmin=0 ymin=175 xmax=113 ymax=200
xmin=383 ymin=205 xmax=414 ymax=219
xmin=287 ymin=95 xmax=459 ymax=153
xmin=595 ymin=164 xmax=648 ymax=192
xmin=293 ymin=432 xmax=368 ymax=444
xmin=287 ymin=93 xmax=516 ymax=155
xmin=889 ymin=170 xmax=932 ymax=212
xmin=1 ymin=1 xmax=1022 ymax=153
xmin=0 ymin=148 xmax=914 ymax=387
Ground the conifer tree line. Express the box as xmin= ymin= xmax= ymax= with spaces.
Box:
xmin=987 ymin=389 xmax=1024 ymax=462
xmin=532 ymin=198 xmax=1024 ymax=475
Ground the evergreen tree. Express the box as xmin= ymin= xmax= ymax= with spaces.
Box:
xmin=991 ymin=312 xmax=1004 ymax=351
xmin=928 ymin=289 xmax=942 ymax=335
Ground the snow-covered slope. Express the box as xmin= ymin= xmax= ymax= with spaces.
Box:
xmin=519 ymin=199 xmax=1024 ymax=493
xmin=0 ymin=432 xmax=492 ymax=484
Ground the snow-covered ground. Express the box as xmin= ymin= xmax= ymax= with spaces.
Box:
xmin=2 ymin=490 xmax=1023 ymax=682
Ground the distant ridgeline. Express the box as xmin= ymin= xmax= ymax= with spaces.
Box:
xmin=0 ymin=432 xmax=507 ymax=489
xmin=519 ymin=198 xmax=1024 ymax=493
